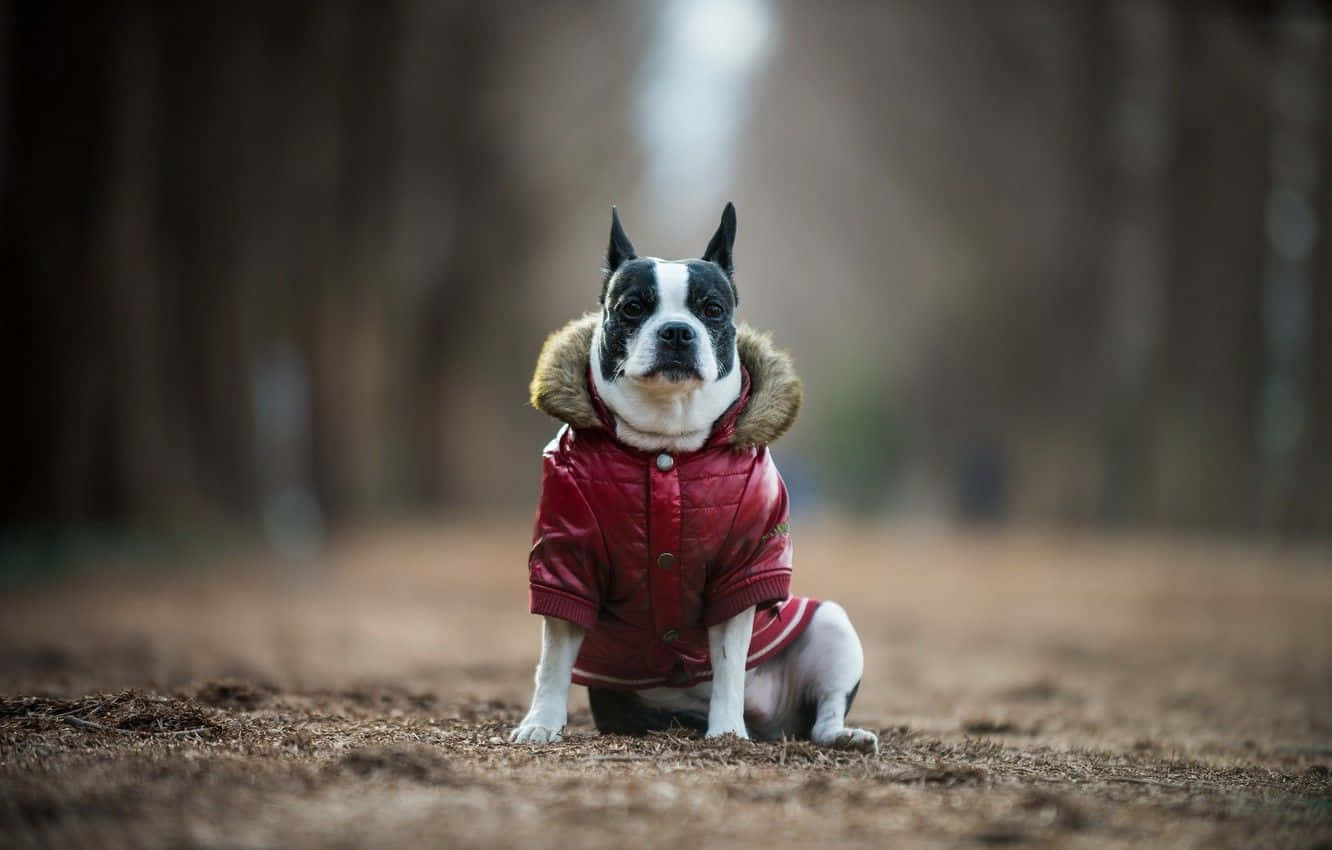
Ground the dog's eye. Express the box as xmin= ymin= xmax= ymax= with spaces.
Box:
xmin=620 ymin=300 xmax=645 ymax=319
xmin=703 ymin=302 xmax=725 ymax=320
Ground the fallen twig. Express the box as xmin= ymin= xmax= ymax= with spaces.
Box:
xmin=53 ymin=704 xmax=97 ymax=719
xmin=65 ymin=716 xmax=136 ymax=735
xmin=63 ymin=716 xmax=209 ymax=737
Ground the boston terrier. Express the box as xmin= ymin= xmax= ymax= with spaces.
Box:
xmin=511 ymin=203 xmax=877 ymax=753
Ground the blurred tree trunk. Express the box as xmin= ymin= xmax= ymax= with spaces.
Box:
xmin=1098 ymin=0 xmax=1174 ymax=527
xmin=1302 ymin=202 xmax=1332 ymax=534
xmin=1144 ymin=7 xmax=1269 ymax=531
xmin=102 ymin=9 xmax=207 ymax=524
xmin=1301 ymin=61 xmax=1332 ymax=535
xmin=2 ymin=4 xmax=118 ymax=524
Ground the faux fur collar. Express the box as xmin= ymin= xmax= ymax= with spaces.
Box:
xmin=530 ymin=313 xmax=802 ymax=447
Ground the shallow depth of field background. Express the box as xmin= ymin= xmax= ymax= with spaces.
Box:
xmin=4 ymin=0 xmax=1330 ymax=543
xmin=1 ymin=3 xmax=1330 ymax=849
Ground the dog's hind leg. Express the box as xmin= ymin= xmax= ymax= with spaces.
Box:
xmin=793 ymin=601 xmax=878 ymax=753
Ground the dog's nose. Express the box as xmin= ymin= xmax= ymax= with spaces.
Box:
xmin=657 ymin=322 xmax=695 ymax=347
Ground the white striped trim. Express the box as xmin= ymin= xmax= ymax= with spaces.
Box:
xmin=572 ymin=668 xmax=669 ymax=687
xmin=746 ymin=597 xmax=809 ymax=663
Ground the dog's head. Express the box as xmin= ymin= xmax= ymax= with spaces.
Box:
xmin=593 ymin=203 xmax=739 ymax=392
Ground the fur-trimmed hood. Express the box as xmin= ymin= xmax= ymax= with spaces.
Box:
xmin=530 ymin=313 xmax=802 ymax=447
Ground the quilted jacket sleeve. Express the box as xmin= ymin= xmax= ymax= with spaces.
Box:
xmin=528 ymin=441 xmax=605 ymax=630
xmin=702 ymin=447 xmax=794 ymax=626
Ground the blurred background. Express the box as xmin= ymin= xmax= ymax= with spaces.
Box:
xmin=5 ymin=11 xmax=1330 ymax=845
xmin=2 ymin=0 xmax=1330 ymax=570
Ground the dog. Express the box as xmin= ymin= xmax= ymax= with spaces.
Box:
xmin=510 ymin=203 xmax=877 ymax=753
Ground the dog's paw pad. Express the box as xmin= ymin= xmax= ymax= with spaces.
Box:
xmin=832 ymin=728 xmax=879 ymax=754
xmin=509 ymin=724 xmax=563 ymax=744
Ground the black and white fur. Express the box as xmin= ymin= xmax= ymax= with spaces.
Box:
xmin=511 ymin=204 xmax=877 ymax=753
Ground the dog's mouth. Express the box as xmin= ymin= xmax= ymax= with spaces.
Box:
xmin=641 ymin=359 xmax=702 ymax=383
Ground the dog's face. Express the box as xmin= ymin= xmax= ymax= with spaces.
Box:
xmin=594 ymin=204 xmax=739 ymax=393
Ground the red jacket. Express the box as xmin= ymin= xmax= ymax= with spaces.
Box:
xmin=526 ymin=315 xmax=815 ymax=690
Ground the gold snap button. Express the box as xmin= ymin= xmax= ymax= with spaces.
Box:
xmin=656 ymin=552 xmax=676 ymax=569
xmin=662 ymin=629 xmax=678 ymax=642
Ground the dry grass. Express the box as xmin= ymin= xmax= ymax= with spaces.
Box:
xmin=1 ymin=520 xmax=1329 ymax=849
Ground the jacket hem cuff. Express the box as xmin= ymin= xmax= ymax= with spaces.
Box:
xmin=703 ymin=574 xmax=791 ymax=626
xmin=530 ymin=588 xmax=599 ymax=630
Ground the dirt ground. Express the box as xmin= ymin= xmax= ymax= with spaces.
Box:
xmin=1 ymin=520 xmax=1329 ymax=849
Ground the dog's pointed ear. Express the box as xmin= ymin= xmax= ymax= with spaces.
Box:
xmin=703 ymin=201 xmax=737 ymax=279
xmin=703 ymin=202 xmax=738 ymax=304
xmin=603 ymin=206 xmax=637 ymax=294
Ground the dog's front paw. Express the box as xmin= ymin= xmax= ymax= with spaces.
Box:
xmin=509 ymin=723 xmax=564 ymax=744
xmin=830 ymin=727 xmax=879 ymax=754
